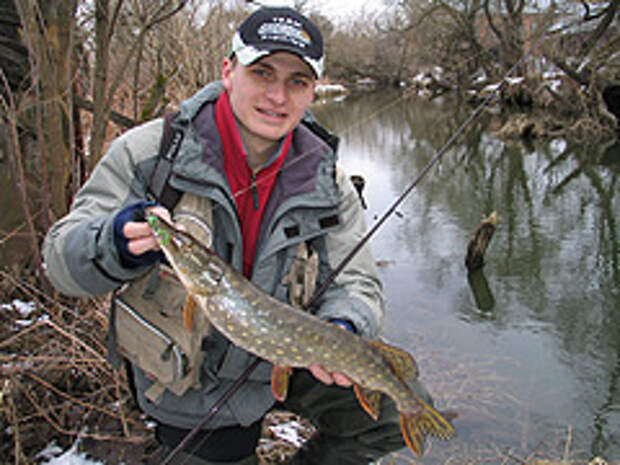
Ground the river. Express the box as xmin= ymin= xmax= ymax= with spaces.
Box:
xmin=312 ymin=90 xmax=620 ymax=463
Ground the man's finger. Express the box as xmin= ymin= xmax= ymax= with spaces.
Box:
xmin=309 ymin=364 xmax=333 ymax=385
xmin=332 ymin=372 xmax=353 ymax=387
xmin=123 ymin=221 xmax=152 ymax=239
xmin=127 ymin=236 xmax=160 ymax=256
xmin=146 ymin=205 xmax=172 ymax=223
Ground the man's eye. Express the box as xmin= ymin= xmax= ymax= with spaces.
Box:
xmin=252 ymin=68 xmax=268 ymax=78
xmin=292 ymin=78 xmax=310 ymax=88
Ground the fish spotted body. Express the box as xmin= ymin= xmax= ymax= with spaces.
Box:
xmin=147 ymin=214 xmax=455 ymax=456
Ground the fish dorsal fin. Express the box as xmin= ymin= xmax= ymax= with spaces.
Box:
xmin=353 ymin=384 xmax=382 ymax=420
xmin=368 ymin=340 xmax=419 ymax=382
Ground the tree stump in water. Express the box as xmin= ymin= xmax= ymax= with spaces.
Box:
xmin=465 ymin=211 xmax=499 ymax=272
xmin=350 ymin=175 xmax=367 ymax=209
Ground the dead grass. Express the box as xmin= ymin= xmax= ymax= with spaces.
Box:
xmin=0 ymin=270 xmax=155 ymax=463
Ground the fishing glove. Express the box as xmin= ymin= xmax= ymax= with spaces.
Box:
xmin=113 ymin=201 xmax=163 ymax=268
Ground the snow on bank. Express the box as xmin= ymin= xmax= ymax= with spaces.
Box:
xmin=315 ymin=83 xmax=349 ymax=97
xmin=1 ymin=298 xmax=49 ymax=329
xmin=37 ymin=438 xmax=104 ymax=465
xmin=1 ymin=298 xmax=36 ymax=317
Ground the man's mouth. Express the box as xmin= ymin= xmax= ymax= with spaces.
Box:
xmin=258 ymin=108 xmax=286 ymax=118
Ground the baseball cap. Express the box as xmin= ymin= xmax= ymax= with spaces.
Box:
xmin=230 ymin=7 xmax=324 ymax=79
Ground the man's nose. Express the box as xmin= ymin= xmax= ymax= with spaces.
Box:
xmin=265 ymin=80 xmax=287 ymax=104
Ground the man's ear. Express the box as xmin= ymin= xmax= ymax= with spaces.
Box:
xmin=222 ymin=57 xmax=234 ymax=90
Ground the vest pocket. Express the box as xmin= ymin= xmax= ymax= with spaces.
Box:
xmin=113 ymin=266 xmax=210 ymax=398
xmin=114 ymin=297 xmax=188 ymax=385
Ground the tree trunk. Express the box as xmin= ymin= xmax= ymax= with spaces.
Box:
xmin=15 ymin=0 xmax=76 ymax=219
xmin=89 ymin=0 xmax=112 ymax=171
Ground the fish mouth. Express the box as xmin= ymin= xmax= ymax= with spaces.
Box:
xmin=148 ymin=213 xmax=214 ymax=261
xmin=147 ymin=214 xmax=171 ymax=246
xmin=147 ymin=213 xmax=185 ymax=250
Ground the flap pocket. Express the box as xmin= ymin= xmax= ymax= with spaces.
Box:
xmin=114 ymin=297 xmax=188 ymax=385
xmin=112 ymin=266 xmax=209 ymax=397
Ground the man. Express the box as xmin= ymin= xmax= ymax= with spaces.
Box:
xmin=43 ymin=6 xmax=431 ymax=464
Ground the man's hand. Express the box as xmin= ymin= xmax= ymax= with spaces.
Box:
xmin=124 ymin=205 xmax=171 ymax=255
xmin=113 ymin=203 xmax=172 ymax=267
xmin=307 ymin=319 xmax=357 ymax=387
xmin=309 ymin=363 xmax=353 ymax=387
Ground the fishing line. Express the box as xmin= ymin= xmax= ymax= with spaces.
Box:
xmin=162 ymin=18 xmax=556 ymax=464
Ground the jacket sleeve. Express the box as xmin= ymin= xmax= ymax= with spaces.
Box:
xmin=42 ymin=118 xmax=165 ymax=297
xmin=314 ymin=168 xmax=385 ymax=339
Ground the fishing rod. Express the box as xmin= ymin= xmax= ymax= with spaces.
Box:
xmin=162 ymin=29 xmax=549 ymax=465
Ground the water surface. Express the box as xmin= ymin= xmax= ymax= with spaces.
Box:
xmin=313 ymin=91 xmax=620 ymax=463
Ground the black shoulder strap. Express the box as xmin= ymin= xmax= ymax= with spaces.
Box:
xmin=302 ymin=118 xmax=339 ymax=153
xmin=148 ymin=111 xmax=184 ymax=210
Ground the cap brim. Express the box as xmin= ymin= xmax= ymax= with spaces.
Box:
xmin=232 ymin=33 xmax=323 ymax=79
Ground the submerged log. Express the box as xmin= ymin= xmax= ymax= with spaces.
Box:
xmin=465 ymin=211 xmax=499 ymax=272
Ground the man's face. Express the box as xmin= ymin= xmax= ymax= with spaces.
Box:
xmin=222 ymin=52 xmax=316 ymax=152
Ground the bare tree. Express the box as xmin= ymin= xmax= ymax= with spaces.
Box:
xmin=483 ymin=0 xmax=526 ymax=73
xmin=87 ymin=0 xmax=188 ymax=171
xmin=543 ymin=1 xmax=619 ymax=134
xmin=15 ymin=0 xmax=77 ymax=220
xmin=132 ymin=0 xmax=248 ymax=111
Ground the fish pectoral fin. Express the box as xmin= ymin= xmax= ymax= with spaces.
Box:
xmin=182 ymin=295 xmax=196 ymax=333
xmin=271 ymin=365 xmax=292 ymax=402
xmin=368 ymin=340 xmax=419 ymax=382
xmin=189 ymin=295 xmax=214 ymax=336
xmin=400 ymin=398 xmax=456 ymax=457
xmin=353 ymin=384 xmax=382 ymax=421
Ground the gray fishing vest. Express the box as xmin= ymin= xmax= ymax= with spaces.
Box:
xmin=110 ymin=192 xmax=318 ymax=403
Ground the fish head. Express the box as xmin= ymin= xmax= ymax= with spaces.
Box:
xmin=147 ymin=213 xmax=222 ymax=294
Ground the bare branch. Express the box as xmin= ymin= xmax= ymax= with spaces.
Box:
xmin=108 ymin=0 xmax=125 ymax=41
xmin=581 ymin=0 xmax=618 ymax=57
xmin=0 ymin=68 xmax=42 ymax=269
xmin=74 ymin=94 xmax=136 ymax=128
xmin=484 ymin=0 xmax=503 ymax=42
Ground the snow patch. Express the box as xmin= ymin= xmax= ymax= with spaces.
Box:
xmin=37 ymin=434 xmax=103 ymax=465
xmin=1 ymin=299 xmax=36 ymax=317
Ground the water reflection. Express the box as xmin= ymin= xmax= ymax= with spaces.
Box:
xmin=467 ymin=269 xmax=496 ymax=313
xmin=313 ymin=91 xmax=619 ymax=461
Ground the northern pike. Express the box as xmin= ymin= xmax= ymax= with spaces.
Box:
xmin=147 ymin=214 xmax=455 ymax=456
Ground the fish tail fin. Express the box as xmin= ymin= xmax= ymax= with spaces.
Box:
xmin=400 ymin=398 xmax=456 ymax=457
